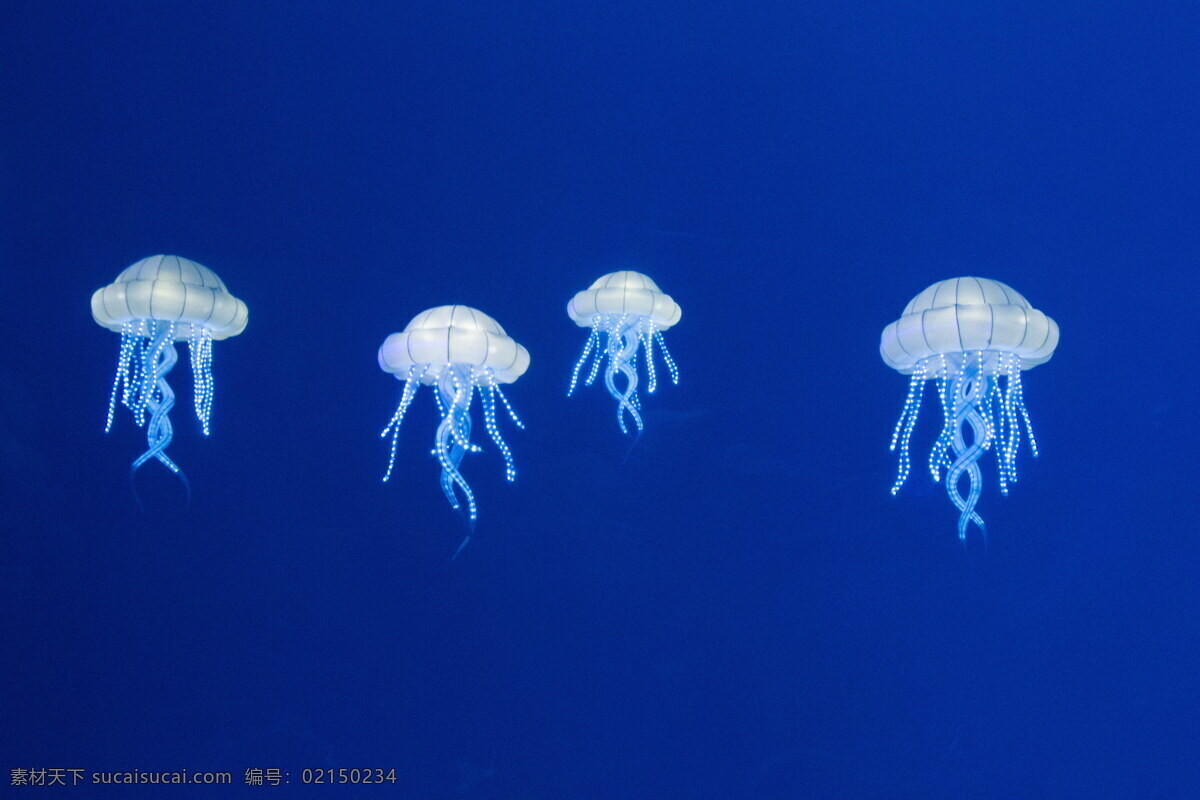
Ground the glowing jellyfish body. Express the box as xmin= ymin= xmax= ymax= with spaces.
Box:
xmin=881 ymin=277 xmax=1058 ymax=540
xmin=92 ymin=255 xmax=247 ymax=480
xmin=567 ymin=271 xmax=681 ymax=434
xmin=378 ymin=305 xmax=529 ymax=521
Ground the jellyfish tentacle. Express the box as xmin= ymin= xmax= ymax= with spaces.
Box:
xmin=568 ymin=325 xmax=602 ymax=396
xmin=190 ymin=326 xmax=215 ymax=435
xmin=493 ymin=384 xmax=525 ymax=429
xmin=641 ymin=321 xmax=659 ymax=394
xmin=603 ymin=316 xmax=644 ymax=434
xmin=381 ymin=365 xmax=423 ymax=436
xmin=105 ymin=323 xmax=138 ymax=432
xmin=128 ymin=325 xmax=154 ymax=426
xmin=930 ymin=367 xmax=956 ymax=481
xmin=987 ymin=370 xmax=1005 ymax=464
xmin=889 ymin=364 xmax=927 ymax=494
xmin=481 ymin=371 xmax=518 ymax=482
xmin=481 ymin=385 xmax=516 ymax=483
xmin=433 ymin=367 xmax=477 ymax=520
xmin=131 ymin=322 xmax=185 ymax=478
xmin=451 ymin=535 xmax=471 ymax=560
xmin=447 ymin=369 xmax=481 ymax=453
xmin=1010 ymin=356 xmax=1039 ymax=457
xmin=653 ymin=329 xmax=680 ymax=385
xmin=946 ymin=403 xmax=988 ymax=540
xmin=381 ymin=365 xmax=426 ymax=482
xmin=661 ymin=339 xmax=678 ymax=379
xmin=944 ymin=357 xmax=988 ymax=541
xmin=584 ymin=317 xmax=608 ymax=386
xmin=991 ymin=355 xmax=1015 ymax=493
xmin=624 ymin=345 xmax=642 ymax=411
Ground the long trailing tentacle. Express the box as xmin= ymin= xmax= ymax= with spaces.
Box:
xmin=381 ymin=365 xmax=426 ymax=482
xmin=641 ymin=322 xmax=658 ymax=394
xmin=190 ymin=326 xmax=215 ymax=435
xmin=493 ymin=383 xmax=524 ymax=430
xmin=944 ymin=357 xmax=989 ymax=541
xmin=435 ymin=404 xmax=468 ymax=512
xmin=482 ymin=370 xmax=518 ymax=482
xmin=448 ymin=369 xmax=481 ymax=456
xmin=653 ymin=328 xmax=679 ymax=385
xmin=603 ymin=316 xmax=643 ymax=434
xmin=1011 ymin=355 xmax=1039 ymax=457
xmin=105 ymin=322 xmax=138 ymax=432
xmin=130 ymin=322 xmax=186 ymax=480
xmin=568 ymin=324 xmax=602 ymax=396
xmin=929 ymin=359 xmax=956 ymax=482
xmin=625 ymin=346 xmax=641 ymax=411
xmin=434 ymin=367 xmax=477 ymax=520
xmin=889 ymin=363 xmax=927 ymax=494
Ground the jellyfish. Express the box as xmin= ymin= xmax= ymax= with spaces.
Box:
xmin=378 ymin=305 xmax=529 ymax=523
xmin=567 ymin=270 xmax=681 ymax=434
xmin=92 ymin=254 xmax=247 ymax=483
xmin=881 ymin=277 xmax=1058 ymax=540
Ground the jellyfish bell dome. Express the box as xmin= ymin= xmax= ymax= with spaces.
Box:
xmin=91 ymin=254 xmax=248 ymax=340
xmin=567 ymin=270 xmax=682 ymax=330
xmin=378 ymin=304 xmax=530 ymax=385
xmin=880 ymin=276 xmax=1058 ymax=376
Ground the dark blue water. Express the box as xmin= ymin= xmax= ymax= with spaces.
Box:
xmin=3 ymin=2 xmax=1197 ymax=797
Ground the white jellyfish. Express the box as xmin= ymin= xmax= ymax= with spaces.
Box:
xmin=92 ymin=254 xmax=248 ymax=482
xmin=881 ymin=277 xmax=1058 ymax=540
xmin=378 ymin=305 xmax=529 ymax=523
xmin=567 ymin=270 xmax=681 ymax=434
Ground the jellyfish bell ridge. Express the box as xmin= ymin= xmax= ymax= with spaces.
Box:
xmin=879 ymin=276 xmax=1058 ymax=377
xmin=115 ymin=254 xmax=231 ymax=291
xmin=91 ymin=254 xmax=248 ymax=341
xmin=377 ymin=304 xmax=530 ymax=385
xmin=587 ymin=270 xmax=664 ymax=293
xmin=567 ymin=270 xmax=681 ymax=330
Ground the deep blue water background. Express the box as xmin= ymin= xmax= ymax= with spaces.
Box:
xmin=2 ymin=1 xmax=1198 ymax=797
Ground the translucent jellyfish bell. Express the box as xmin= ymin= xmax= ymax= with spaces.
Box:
xmin=92 ymin=254 xmax=248 ymax=483
xmin=378 ymin=305 xmax=529 ymax=523
xmin=567 ymin=270 xmax=681 ymax=434
xmin=881 ymin=277 xmax=1058 ymax=541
